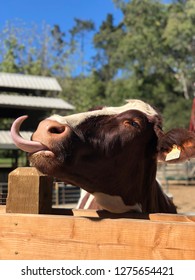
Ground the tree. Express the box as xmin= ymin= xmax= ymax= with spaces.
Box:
xmin=163 ymin=0 xmax=195 ymax=100
xmin=0 ymin=21 xmax=23 ymax=73
xmin=0 ymin=20 xmax=76 ymax=77
xmin=93 ymin=13 xmax=124 ymax=81
xmin=70 ymin=18 xmax=95 ymax=74
xmin=50 ymin=24 xmax=76 ymax=77
xmin=92 ymin=0 xmax=194 ymax=129
xmin=59 ymin=72 xmax=105 ymax=112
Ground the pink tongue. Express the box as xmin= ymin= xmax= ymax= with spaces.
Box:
xmin=11 ymin=115 xmax=47 ymax=153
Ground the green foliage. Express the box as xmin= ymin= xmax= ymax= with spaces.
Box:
xmin=162 ymin=98 xmax=192 ymax=131
xmin=100 ymin=0 xmax=195 ymax=129
xmin=93 ymin=13 xmax=125 ymax=81
xmin=163 ymin=0 xmax=195 ymax=100
xmin=59 ymin=73 xmax=105 ymax=112
xmin=0 ymin=32 xmax=20 ymax=73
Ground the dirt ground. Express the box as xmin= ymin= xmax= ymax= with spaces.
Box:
xmin=168 ymin=184 xmax=195 ymax=213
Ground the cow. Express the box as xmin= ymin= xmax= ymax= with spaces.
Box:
xmin=10 ymin=99 xmax=195 ymax=214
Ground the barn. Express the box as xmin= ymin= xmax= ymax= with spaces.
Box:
xmin=0 ymin=72 xmax=75 ymax=204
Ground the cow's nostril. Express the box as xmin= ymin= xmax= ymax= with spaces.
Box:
xmin=48 ymin=125 xmax=65 ymax=134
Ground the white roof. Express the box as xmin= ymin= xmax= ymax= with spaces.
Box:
xmin=0 ymin=94 xmax=74 ymax=110
xmin=0 ymin=72 xmax=62 ymax=92
xmin=0 ymin=131 xmax=32 ymax=149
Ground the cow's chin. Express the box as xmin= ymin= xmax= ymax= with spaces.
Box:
xmin=29 ymin=151 xmax=62 ymax=176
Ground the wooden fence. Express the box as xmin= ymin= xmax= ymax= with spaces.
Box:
xmin=157 ymin=160 xmax=195 ymax=190
xmin=0 ymin=167 xmax=195 ymax=260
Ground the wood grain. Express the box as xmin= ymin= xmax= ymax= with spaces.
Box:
xmin=1 ymin=212 xmax=195 ymax=260
xmin=6 ymin=167 xmax=53 ymax=214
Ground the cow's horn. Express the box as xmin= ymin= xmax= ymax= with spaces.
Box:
xmin=11 ymin=116 xmax=47 ymax=153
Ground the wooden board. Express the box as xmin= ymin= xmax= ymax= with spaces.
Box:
xmin=6 ymin=167 xmax=53 ymax=214
xmin=0 ymin=211 xmax=195 ymax=260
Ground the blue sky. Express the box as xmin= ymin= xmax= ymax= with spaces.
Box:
xmin=0 ymin=0 xmax=172 ymax=74
xmin=1 ymin=0 xmax=172 ymax=31
xmin=0 ymin=0 xmax=125 ymax=74
xmin=1 ymin=0 xmax=124 ymax=33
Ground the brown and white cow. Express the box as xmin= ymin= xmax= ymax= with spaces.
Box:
xmin=11 ymin=99 xmax=195 ymax=214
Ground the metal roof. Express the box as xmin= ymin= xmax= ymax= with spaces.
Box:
xmin=0 ymin=72 xmax=62 ymax=92
xmin=0 ymin=94 xmax=74 ymax=110
xmin=0 ymin=131 xmax=32 ymax=150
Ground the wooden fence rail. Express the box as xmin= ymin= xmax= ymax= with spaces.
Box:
xmin=0 ymin=167 xmax=195 ymax=260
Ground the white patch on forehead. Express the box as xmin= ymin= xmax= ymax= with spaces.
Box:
xmin=48 ymin=99 xmax=158 ymax=128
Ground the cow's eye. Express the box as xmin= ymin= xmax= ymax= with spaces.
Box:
xmin=131 ymin=121 xmax=140 ymax=128
xmin=123 ymin=119 xmax=140 ymax=129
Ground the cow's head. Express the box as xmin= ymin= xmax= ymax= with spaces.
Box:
xmin=11 ymin=99 xmax=195 ymax=213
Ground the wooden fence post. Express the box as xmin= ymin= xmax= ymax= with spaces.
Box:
xmin=6 ymin=167 xmax=53 ymax=214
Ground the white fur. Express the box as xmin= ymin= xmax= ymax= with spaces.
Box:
xmin=48 ymin=99 xmax=157 ymax=128
xmin=93 ymin=192 xmax=142 ymax=213
xmin=77 ymin=190 xmax=142 ymax=213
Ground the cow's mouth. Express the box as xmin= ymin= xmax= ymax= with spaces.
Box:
xmin=29 ymin=149 xmax=54 ymax=157
xmin=11 ymin=115 xmax=50 ymax=154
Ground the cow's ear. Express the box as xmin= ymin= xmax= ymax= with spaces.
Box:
xmin=157 ymin=128 xmax=195 ymax=163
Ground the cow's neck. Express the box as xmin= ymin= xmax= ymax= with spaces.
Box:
xmin=65 ymin=153 xmax=158 ymax=213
